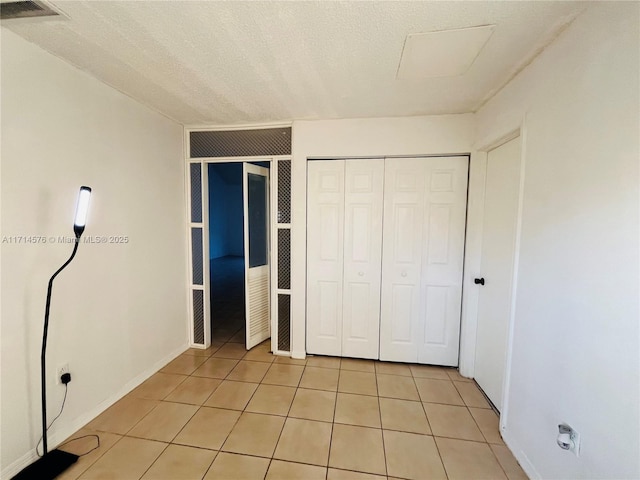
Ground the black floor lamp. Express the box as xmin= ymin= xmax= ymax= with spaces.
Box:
xmin=13 ymin=186 xmax=92 ymax=480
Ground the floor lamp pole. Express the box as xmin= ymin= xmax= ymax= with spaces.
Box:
xmin=41 ymin=238 xmax=80 ymax=455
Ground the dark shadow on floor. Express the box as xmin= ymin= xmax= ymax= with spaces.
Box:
xmin=210 ymin=255 xmax=245 ymax=344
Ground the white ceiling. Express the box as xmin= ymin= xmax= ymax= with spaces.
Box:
xmin=3 ymin=1 xmax=588 ymax=125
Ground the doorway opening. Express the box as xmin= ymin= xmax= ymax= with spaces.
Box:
xmin=208 ymin=163 xmax=245 ymax=343
xmin=207 ymin=161 xmax=271 ymax=348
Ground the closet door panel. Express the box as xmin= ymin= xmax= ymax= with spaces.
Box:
xmin=379 ymin=158 xmax=426 ymax=362
xmin=342 ymin=159 xmax=384 ymax=359
xmin=306 ymin=160 xmax=345 ymax=356
xmin=418 ymin=157 xmax=469 ymax=365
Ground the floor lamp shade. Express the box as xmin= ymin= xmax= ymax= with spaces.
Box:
xmin=73 ymin=186 xmax=91 ymax=238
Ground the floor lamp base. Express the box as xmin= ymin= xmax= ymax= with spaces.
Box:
xmin=12 ymin=449 xmax=79 ymax=480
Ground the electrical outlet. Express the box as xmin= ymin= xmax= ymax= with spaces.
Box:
xmin=57 ymin=363 xmax=70 ymax=385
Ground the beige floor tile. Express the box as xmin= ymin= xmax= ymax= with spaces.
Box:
xmin=213 ymin=343 xmax=248 ymax=360
xmin=129 ymin=373 xmax=187 ymax=400
xmin=78 ymin=437 xmax=165 ymax=480
xmin=340 ymin=358 xmax=375 ymax=372
xmin=288 ymin=388 xmax=336 ymax=422
xmin=414 ymin=378 xmax=464 ymax=405
xmin=128 ymin=402 xmax=198 ymax=442
xmin=327 ymin=469 xmax=387 ymax=480
xmin=183 ymin=346 xmax=218 ymax=357
xmin=454 ymin=381 xmax=492 ymax=408
xmin=300 ymin=366 xmax=340 ymax=391
xmin=383 ymin=430 xmax=446 ymax=480
xmin=423 ymin=403 xmax=484 ymax=441
xmin=173 ymin=407 xmax=241 ymax=450
xmin=410 ymin=364 xmax=451 ymax=380
xmin=262 ymin=363 xmax=304 ymax=387
xmin=447 ymin=368 xmax=472 ymax=382
xmin=265 ymin=460 xmax=327 ymax=480
xmin=226 ymin=360 xmax=270 ymax=383
xmin=203 ymin=452 xmax=270 ymax=480
xmin=375 ymin=362 xmax=412 ymax=376
xmin=204 ymin=380 xmax=258 ymax=410
xmin=379 ymin=398 xmax=431 ymax=434
xmin=334 ymin=393 xmax=381 ymax=428
xmin=57 ymin=429 xmax=121 ymax=480
xmin=306 ymin=356 xmax=341 ymax=369
xmin=229 ymin=331 xmax=245 ymax=343
xmin=470 ymin=407 xmax=504 ymax=444
xmin=273 ymin=356 xmax=308 ymax=365
xmin=377 ymin=373 xmax=419 ymax=400
xmin=245 ymin=384 xmax=296 ymax=416
xmin=141 ymin=444 xmax=216 ymax=479
xmin=274 ymin=417 xmax=333 ymax=466
xmin=86 ymin=397 xmax=159 ymax=435
xmin=165 ymin=376 xmax=222 ymax=405
xmin=329 ymin=424 xmax=386 ymax=475
xmin=490 ymin=444 xmax=529 ymax=480
xmin=161 ymin=354 xmax=207 ymax=375
xmin=243 ymin=343 xmax=276 ymax=363
xmin=437 ymin=437 xmax=507 ymax=479
xmin=193 ymin=357 xmax=239 ymax=379
xmin=338 ymin=370 xmax=378 ymax=396
xmin=222 ymin=412 xmax=285 ymax=457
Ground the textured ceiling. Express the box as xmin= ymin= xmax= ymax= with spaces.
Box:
xmin=2 ymin=1 xmax=588 ymax=125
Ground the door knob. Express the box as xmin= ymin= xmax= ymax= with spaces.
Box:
xmin=474 ymin=278 xmax=485 ymax=285
xmin=358 ymin=271 xmax=364 ymax=276
xmin=401 ymin=271 xmax=407 ymax=277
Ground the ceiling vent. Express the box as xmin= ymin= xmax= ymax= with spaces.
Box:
xmin=0 ymin=1 xmax=61 ymax=21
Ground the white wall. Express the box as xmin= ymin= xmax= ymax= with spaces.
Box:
xmin=474 ymin=3 xmax=639 ymax=479
xmin=290 ymin=114 xmax=474 ymax=358
xmin=0 ymin=30 xmax=188 ymax=476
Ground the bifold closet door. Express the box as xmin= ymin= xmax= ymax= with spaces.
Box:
xmin=342 ymin=159 xmax=384 ymax=359
xmin=306 ymin=160 xmax=345 ymax=356
xmin=307 ymin=159 xmax=384 ymax=359
xmin=380 ymin=156 xmax=468 ymax=366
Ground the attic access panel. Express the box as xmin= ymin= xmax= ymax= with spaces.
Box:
xmin=397 ymin=25 xmax=495 ymax=79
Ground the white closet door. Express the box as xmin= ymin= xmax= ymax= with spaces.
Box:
xmin=380 ymin=158 xmax=427 ymax=362
xmin=418 ymin=156 xmax=469 ymax=366
xmin=306 ymin=160 xmax=345 ymax=356
xmin=380 ymin=156 xmax=468 ymax=365
xmin=342 ymin=159 xmax=384 ymax=359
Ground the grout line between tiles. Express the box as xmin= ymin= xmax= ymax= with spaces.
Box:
xmin=375 ymin=372 xmax=389 ymax=478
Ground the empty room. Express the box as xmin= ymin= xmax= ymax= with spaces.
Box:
xmin=1 ymin=1 xmax=638 ymax=479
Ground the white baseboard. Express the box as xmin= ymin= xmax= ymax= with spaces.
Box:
xmin=1 ymin=343 xmax=188 ymax=480
xmin=502 ymin=429 xmax=541 ymax=480
xmin=291 ymin=350 xmax=306 ymax=360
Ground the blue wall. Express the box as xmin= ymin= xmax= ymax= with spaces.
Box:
xmin=208 ymin=163 xmax=244 ymax=259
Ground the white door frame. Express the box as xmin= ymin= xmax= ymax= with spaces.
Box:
xmin=458 ymin=115 xmax=528 ymax=433
xmin=185 ymin=156 xmax=290 ymax=354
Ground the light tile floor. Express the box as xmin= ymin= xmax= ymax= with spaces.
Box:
xmin=58 ymin=329 xmax=528 ymax=480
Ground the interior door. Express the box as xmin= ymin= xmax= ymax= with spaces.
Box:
xmin=474 ymin=136 xmax=522 ymax=411
xmin=243 ymin=163 xmax=271 ymax=349
xmin=306 ymin=160 xmax=345 ymax=356
xmin=342 ymin=159 xmax=384 ymax=359
xmin=380 ymin=156 xmax=469 ymax=366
